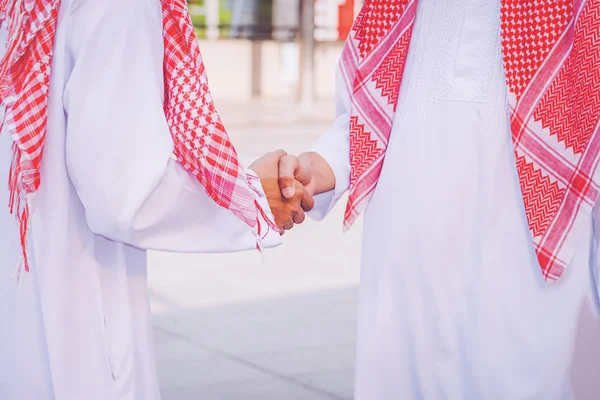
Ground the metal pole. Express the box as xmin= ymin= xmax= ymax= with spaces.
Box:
xmin=299 ymin=0 xmax=315 ymax=108
xmin=206 ymin=0 xmax=220 ymax=40
xmin=251 ymin=40 xmax=262 ymax=97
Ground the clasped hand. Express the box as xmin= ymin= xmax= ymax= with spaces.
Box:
xmin=249 ymin=150 xmax=314 ymax=233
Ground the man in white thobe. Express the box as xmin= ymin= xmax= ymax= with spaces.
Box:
xmin=0 ymin=0 xmax=309 ymax=399
xmin=276 ymin=0 xmax=600 ymax=398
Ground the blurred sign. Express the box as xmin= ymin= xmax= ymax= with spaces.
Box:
xmin=337 ymin=0 xmax=354 ymax=40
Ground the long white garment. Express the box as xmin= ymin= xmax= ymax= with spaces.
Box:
xmin=0 ymin=1 xmax=280 ymax=399
xmin=311 ymin=1 xmax=600 ymax=399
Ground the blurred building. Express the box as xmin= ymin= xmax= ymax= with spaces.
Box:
xmin=188 ymin=0 xmax=363 ymax=101
xmin=192 ymin=0 xmax=360 ymax=42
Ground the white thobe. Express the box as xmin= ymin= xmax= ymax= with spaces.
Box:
xmin=311 ymin=1 xmax=600 ymax=399
xmin=0 ymin=1 xmax=280 ymax=399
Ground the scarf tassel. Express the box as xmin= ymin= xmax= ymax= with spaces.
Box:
xmin=8 ymin=143 xmax=30 ymax=277
xmin=254 ymin=199 xmax=279 ymax=251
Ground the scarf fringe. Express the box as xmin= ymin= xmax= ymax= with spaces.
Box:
xmin=0 ymin=5 xmax=29 ymax=281
xmin=246 ymin=170 xmax=279 ymax=251
xmin=253 ymin=199 xmax=279 ymax=266
xmin=8 ymin=143 xmax=30 ymax=274
xmin=0 ymin=0 xmax=55 ymax=281
xmin=253 ymin=198 xmax=279 ymax=252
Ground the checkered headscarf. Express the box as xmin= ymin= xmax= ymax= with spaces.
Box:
xmin=0 ymin=0 xmax=276 ymax=273
xmin=342 ymin=0 xmax=600 ymax=282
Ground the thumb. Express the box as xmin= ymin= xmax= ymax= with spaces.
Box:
xmin=293 ymin=156 xmax=311 ymax=188
xmin=268 ymin=149 xmax=288 ymax=161
xmin=278 ymin=155 xmax=299 ymax=199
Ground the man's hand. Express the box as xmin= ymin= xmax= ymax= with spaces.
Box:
xmin=250 ymin=150 xmax=314 ymax=233
xmin=278 ymin=152 xmax=336 ymax=206
xmin=278 ymin=154 xmax=314 ymax=200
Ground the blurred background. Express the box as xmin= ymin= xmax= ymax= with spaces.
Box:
xmin=150 ymin=1 xmax=364 ymax=399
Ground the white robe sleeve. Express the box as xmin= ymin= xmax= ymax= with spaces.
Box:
xmin=309 ymin=68 xmax=352 ymax=220
xmin=62 ymin=0 xmax=280 ymax=253
xmin=591 ymin=204 xmax=600 ymax=315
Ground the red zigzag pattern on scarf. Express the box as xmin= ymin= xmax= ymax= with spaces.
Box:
xmin=516 ymin=155 xmax=566 ymax=238
xmin=533 ymin=2 xmax=600 ymax=154
xmin=371 ymin=31 xmax=412 ymax=109
xmin=349 ymin=116 xmax=384 ymax=186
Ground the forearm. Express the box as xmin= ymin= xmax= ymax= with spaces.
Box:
xmin=94 ymin=161 xmax=280 ymax=253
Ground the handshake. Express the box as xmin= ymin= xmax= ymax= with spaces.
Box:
xmin=249 ymin=150 xmax=334 ymax=234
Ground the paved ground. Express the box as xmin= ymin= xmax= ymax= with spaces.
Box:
xmin=149 ymin=97 xmax=363 ymax=399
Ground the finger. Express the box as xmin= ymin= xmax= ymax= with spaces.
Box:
xmin=278 ymin=155 xmax=299 ymax=199
xmin=293 ymin=181 xmax=314 ymax=212
xmin=282 ymin=220 xmax=294 ymax=231
xmin=293 ymin=158 xmax=311 ymax=187
xmin=293 ymin=209 xmax=306 ymax=224
xmin=273 ymin=211 xmax=288 ymax=231
xmin=292 ymin=181 xmax=313 ymax=211
xmin=300 ymin=190 xmax=315 ymax=212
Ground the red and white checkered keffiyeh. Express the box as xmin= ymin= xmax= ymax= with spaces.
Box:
xmin=0 ymin=0 xmax=276 ymax=273
xmin=342 ymin=0 xmax=600 ymax=282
